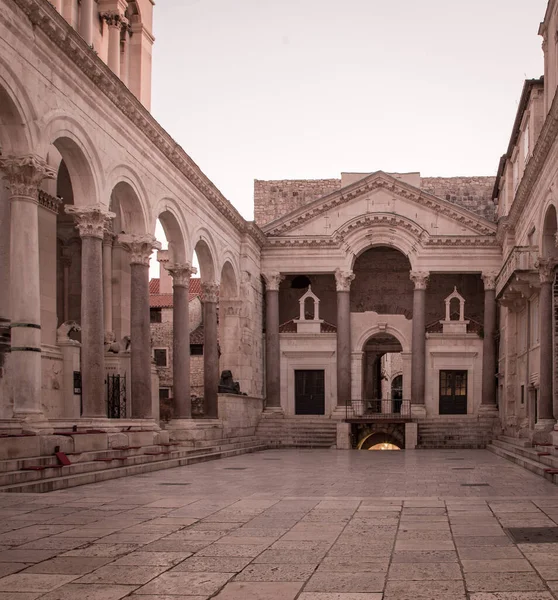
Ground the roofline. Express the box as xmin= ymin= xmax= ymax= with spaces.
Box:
xmin=491 ymin=78 xmax=544 ymax=201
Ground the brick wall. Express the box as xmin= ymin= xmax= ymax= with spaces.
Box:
xmin=254 ymin=179 xmax=341 ymax=226
xmin=254 ymin=174 xmax=497 ymax=226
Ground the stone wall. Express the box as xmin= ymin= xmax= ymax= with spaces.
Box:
xmin=254 ymin=179 xmax=341 ymax=226
xmin=254 ymin=175 xmax=496 ymax=227
xmin=191 ymin=355 xmax=204 ymax=397
xmin=151 ymin=308 xmax=173 ymax=389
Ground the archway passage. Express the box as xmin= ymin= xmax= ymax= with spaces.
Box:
xmin=362 ymin=333 xmax=403 ymax=414
xmin=358 ymin=431 xmax=402 ymax=450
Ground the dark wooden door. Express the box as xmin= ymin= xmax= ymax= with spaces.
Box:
xmin=295 ymin=370 xmax=325 ymax=415
xmin=439 ymin=370 xmax=467 ymax=415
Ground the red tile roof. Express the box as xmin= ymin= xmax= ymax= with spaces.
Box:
xmin=149 ymin=278 xmax=203 ymax=308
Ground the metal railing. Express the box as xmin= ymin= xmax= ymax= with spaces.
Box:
xmin=346 ymin=399 xmax=411 ymax=421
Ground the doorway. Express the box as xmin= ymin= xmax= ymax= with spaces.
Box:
xmin=295 ymin=370 xmax=325 ymax=415
xmin=439 ymin=370 xmax=468 ymax=415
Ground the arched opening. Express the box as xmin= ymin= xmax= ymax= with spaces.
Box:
xmin=542 ymin=205 xmax=558 ymax=259
xmin=358 ymin=431 xmax=402 ymax=450
xmin=362 ymin=332 xmax=403 ymax=414
xmin=351 ymin=247 xmax=413 ymax=316
xmin=219 ymin=261 xmax=241 ymax=391
xmin=391 ymin=374 xmax=403 ymax=400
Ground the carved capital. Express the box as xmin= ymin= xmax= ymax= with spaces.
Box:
xmin=536 ymin=257 xmax=557 ymax=284
xmin=103 ymin=230 xmax=116 ymax=246
xmin=118 ymin=234 xmax=162 ymax=265
xmin=201 ymin=281 xmax=219 ymax=303
xmin=101 ymin=10 xmax=127 ymax=28
xmin=0 ymin=154 xmax=56 ymax=201
xmin=334 ymin=268 xmax=355 ymax=292
xmin=410 ymin=271 xmax=430 ymax=290
xmin=263 ymin=271 xmax=284 ymax=291
xmin=481 ymin=271 xmax=499 ymax=291
xmin=65 ymin=206 xmax=115 ymax=239
xmin=165 ymin=263 xmax=197 ymax=288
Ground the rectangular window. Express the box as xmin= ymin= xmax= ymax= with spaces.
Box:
xmin=153 ymin=348 xmax=168 ymax=367
xmin=190 ymin=344 xmax=203 ymax=356
xmin=159 ymin=388 xmax=170 ymax=401
xmin=150 ymin=308 xmax=162 ymax=323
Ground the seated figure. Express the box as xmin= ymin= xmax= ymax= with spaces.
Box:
xmin=218 ymin=369 xmax=241 ymax=394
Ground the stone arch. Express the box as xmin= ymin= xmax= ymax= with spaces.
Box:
xmin=153 ymin=202 xmax=189 ymax=264
xmin=192 ymin=229 xmax=218 ymax=283
xmin=0 ymin=60 xmax=37 ymax=154
xmin=355 ymin=326 xmax=410 ymax=354
xmin=105 ymin=164 xmax=150 ymax=228
xmin=540 ymin=202 xmax=558 ymax=259
xmin=219 ymin=257 xmax=240 ymax=298
xmin=110 ymin=181 xmax=147 ymax=235
xmin=356 ymin=423 xmax=405 ymax=449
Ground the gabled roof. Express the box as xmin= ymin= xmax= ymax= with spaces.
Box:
xmin=263 ymin=170 xmax=497 ymax=238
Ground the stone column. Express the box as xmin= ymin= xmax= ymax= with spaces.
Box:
xmin=481 ymin=272 xmax=499 ymax=412
xmin=119 ymin=234 xmax=161 ymax=419
xmin=80 ymin=0 xmax=95 ymax=46
xmin=537 ymin=258 xmax=556 ymax=428
xmin=102 ymin=231 xmax=115 ymax=341
xmin=0 ymin=155 xmax=55 ymax=426
xmin=335 ymin=269 xmax=355 ymax=407
xmin=202 ymin=282 xmax=219 ymax=418
xmin=60 ymin=248 xmax=72 ymax=323
xmin=263 ymin=272 xmax=284 ymax=410
xmin=166 ymin=263 xmax=197 ymax=419
xmin=101 ymin=12 xmax=125 ymax=76
xmin=66 ymin=206 xmax=115 ymax=418
xmin=410 ymin=271 xmax=429 ymax=411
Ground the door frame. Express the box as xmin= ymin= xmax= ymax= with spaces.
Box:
xmin=439 ymin=369 xmax=468 ymax=415
xmin=294 ymin=369 xmax=326 ymax=415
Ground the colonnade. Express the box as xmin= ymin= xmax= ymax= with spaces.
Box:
xmin=263 ymin=267 xmax=500 ymax=412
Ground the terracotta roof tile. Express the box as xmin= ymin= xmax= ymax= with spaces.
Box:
xmin=149 ymin=278 xmax=203 ymax=308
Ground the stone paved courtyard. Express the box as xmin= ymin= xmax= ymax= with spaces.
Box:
xmin=0 ymin=449 xmax=557 ymax=599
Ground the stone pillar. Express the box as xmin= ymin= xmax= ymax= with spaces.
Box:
xmin=101 ymin=12 xmax=125 ymax=76
xmin=335 ymin=268 xmax=355 ymax=407
xmin=166 ymin=263 xmax=197 ymax=419
xmin=481 ymin=272 xmax=498 ymax=412
xmin=0 ymin=155 xmax=55 ymax=427
xmin=120 ymin=26 xmax=131 ymax=86
xmin=102 ymin=231 xmax=115 ymax=341
xmin=60 ymin=248 xmax=72 ymax=323
xmin=537 ymin=258 xmax=556 ymax=428
xmin=263 ymin=272 xmax=284 ymax=410
xmin=202 ymin=282 xmax=219 ymax=418
xmin=80 ymin=0 xmax=95 ymax=45
xmin=66 ymin=206 xmax=115 ymax=418
xmin=410 ymin=271 xmax=429 ymax=412
xmin=119 ymin=234 xmax=161 ymax=419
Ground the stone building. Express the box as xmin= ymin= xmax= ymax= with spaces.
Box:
xmin=1 ymin=0 xmax=558 ymax=471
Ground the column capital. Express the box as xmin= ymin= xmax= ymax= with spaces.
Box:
xmin=410 ymin=271 xmax=430 ymax=290
xmin=100 ymin=10 xmax=128 ymax=28
xmin=118 ymin=233 xmax=162 ymax=265
xmin=0 ymin=154 xmax=56 ymax=201
xmin=536 ymin=257 xmax=557 ymax=284
xmin=334 ymin=268 xmax=355 ymax=292
xmin=201 ymin=281 xmax=219 ymax=303
xmin=263 ymin=271 xmax=284 ymax=291
xmin=165 ymin=263 xmax=197 ymax=288
xmin=481 ymin=271 xmax=499 ymax=291
xmin=103 ymin=229 xmax=116 ymax=247
xmin=65 ymin=206 xmax=115 ymax=239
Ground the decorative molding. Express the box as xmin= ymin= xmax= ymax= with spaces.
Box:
xmin=536 ymin=257 xmax=557 ymax=284
xmin=38 ymin=190 xmax=62 ymax=213
xmin=481 ymin=271 xmax=499 ymax=291
xmin=263 ymin=173 xmax=497 ymax=237
xmin=0 ymin=154 xmax=56 ymax=200
xmin=201 ymin=281 xmax=219 ymax=303
xmin=11 ymin=0 xmax=265 ymax=246
xmin=103 ymin=230 xmax=116 ymax=246
xmin=165 ymin=263 xmax=197 ymax=288
xmin=262 ymin=271 xmax=284 ymax=291
xmin=65 ymin=205 xmax=115 ymax=239
xmin=118 ymin=233 xmax=161 ymax=265
xmin=410 ymin=271 xmax=430 ymax=290
xmin=100 ymin=10 xmax=127 ymax=28
xmin=334 ymin=268 xmax=355 ymax=292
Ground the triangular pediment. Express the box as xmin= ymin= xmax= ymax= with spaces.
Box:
xmin=262 ymin=171 xmax=497 ymax=239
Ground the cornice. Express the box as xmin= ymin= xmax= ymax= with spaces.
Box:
xmin=263 ymin=172 xmax=497 ymax=237
xmin=12 ymin=0 xmax=260 ymax=243
xmin=507 ymin=81 xmax=558 ymax=227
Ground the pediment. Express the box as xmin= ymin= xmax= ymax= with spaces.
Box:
xmin=263 ymin=171 xmax=497 ymax=239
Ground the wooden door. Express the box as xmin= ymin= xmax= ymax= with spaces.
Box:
xmin=439 ymin=370 xmax=467 ymax=415
xmin=295 ymin=370 xmax=325 ymax=415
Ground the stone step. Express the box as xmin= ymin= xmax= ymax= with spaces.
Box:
xmin=496 ymin=435 xmax=532 ymax=448
xmin=0 ymin=440 xmax=269 ymax=493
xmin=491 ymin=439 xmax=558 ymax=470
xmin=487 ymin=442 xmax=558 ymax=485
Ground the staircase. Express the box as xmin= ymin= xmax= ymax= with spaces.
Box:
xmin=487 ymin=436 xmax=558 ymax=485
xmin=0 ymin=433 xmax=267 ymax=493
xmin=256 ymin=415 xmax=337 ymax=448
xmin=417 ymin=418 xmax=496 ymax=449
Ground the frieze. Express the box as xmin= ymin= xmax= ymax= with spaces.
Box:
xmin=265 ymin=173 xmax=497 ymax=237
xmin=12 ymin=0 xmax=266 ymax=246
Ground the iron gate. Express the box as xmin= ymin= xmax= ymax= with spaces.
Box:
xmin=106 ymin=374 xmax=127 ymax=418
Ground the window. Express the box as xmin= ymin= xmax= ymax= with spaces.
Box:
xmin=159 ymin=388 xmax=170 ymax=401
xmin=190 ymin=344 xmax=203 ymax=356
xmin=153 ymin=348 xmax=168 ymax=367
xmin=150 ymin=308 xmax=162 ymax=323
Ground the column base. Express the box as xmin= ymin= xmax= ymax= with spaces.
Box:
xmin=262 ymin=406 xmax=284 ymax=417
xmin=13 ymin=411 xmax=53 ymax=435
xmin=479 ymin=404 xmax=499 ymax=417
xmin=410 ymin=404 xmax=427 ymax=419
xmin=534 ymin=418 xmax=556 ymax=431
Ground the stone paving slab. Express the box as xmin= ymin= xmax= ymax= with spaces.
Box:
xmin=0 ymin=449 xmax=556 ymax=598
